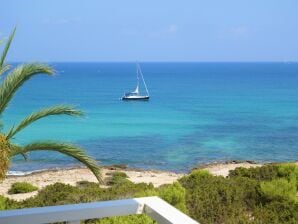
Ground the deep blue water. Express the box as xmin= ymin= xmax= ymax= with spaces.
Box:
xmin=3 ymin=62 xmax=298 ymax=172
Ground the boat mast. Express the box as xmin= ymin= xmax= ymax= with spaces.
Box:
xmin=134 ymin=63 xmax=140 ymax=94
xmin=137 ymin=63 xmax=149 ymax=96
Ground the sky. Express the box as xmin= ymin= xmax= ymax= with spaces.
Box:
xmin=1 ymin=0 xmax=298 ymax=62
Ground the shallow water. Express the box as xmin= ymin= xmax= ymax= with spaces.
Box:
xmin=3 ymin=62 xmax=298 ymax=172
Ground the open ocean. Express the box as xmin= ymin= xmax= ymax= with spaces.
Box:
xmin=3 ymin=62 xmax=298 ymax=172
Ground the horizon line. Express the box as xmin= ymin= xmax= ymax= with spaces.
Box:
xmin=7 ymin=60 xmax=298 ymax=64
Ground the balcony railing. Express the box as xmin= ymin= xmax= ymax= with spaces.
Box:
xmin=0 ymin=196 xmax=199 ymax=224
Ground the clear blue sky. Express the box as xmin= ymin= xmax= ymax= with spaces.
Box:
xmin=1 ymin=0 xmax=298 ymax=62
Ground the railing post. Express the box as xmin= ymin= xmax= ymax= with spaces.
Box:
xmin=136 ymin=197 xmax=199 ymax=224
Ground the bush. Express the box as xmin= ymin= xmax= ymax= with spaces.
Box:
xmin=111 ymin=171 xmax=128 ymax=178
xmin=85 ymin=214 xmax=155 ymax=224
xmin=179 ymin=169 xmax=213 ymax=189
xmin=77 ymin=180 xmax=99 ymax=188
xmin=229 ymin=164 xmax=280 ymax=181
xmin=260 ymin=178 xmax=297 ymax=202
xmin=180 ymin=170 xmax=258 ymax=223
xmin=8 ymin=182 xmax=38 ymax=194
xmin=0 ymin=195 xmax=19 ymax=210
xmin=1 ymin=164 xmax=297 ymax=224
xmin=253 ymin=201 xmax=298 ymax=224
xmin=158 ymin=182 xmax=187 ymax=213
xmin=277 ymin=164 xmax=298 ymax=189
xmin=0 ymin=195 xmax=7 ymax=210
xmin=229 ymin=163 xmax=298 ymax=183
xmin=277 ymin=164 xmax=298 ymax=177
xmin=106 ymin=172 xmax=131 ymax=186
xmin=102 ymin=182 xmax=155 ymax=201
xmin=22 ymin=183 xmax=81 ymax=207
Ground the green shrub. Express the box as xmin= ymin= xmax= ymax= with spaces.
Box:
xmin=0 ymin=195 xmax=7 ymax=210
xmin=22 ymin=183 xmax=81 ymax=207
xmin=158 ymin=182 xmax=187 ymax=213
xmin=77 ymin=181 xmax=99 ymax=188
xmin=1 ymin=164 xmax=297 ymax=224
xmin=229 ymin=163 xmax=298 ymax=183
xmin=180 ymin=171 xmax=257 ymax=223
xmin=229 ymin=164 xmax=280 ymax=181
xmin=8 ymin=182 xmax=38 ymax=194
xmin=85 ymin=214 xmax=155 ymax=224
xmin=103 ymin=182 xmax=155 ymax=201
xmin=106 ymin=171 xmax=131 ymax=186
xmin=277 ymin=164 xmax=298 ymax=189
xmin=277 ymin=164 xmax=298 ymax=177
xmin=0 ymin=195 xmax=19 ymax=210
xmin=111 ymin=171 xmax=128 ymax=178
xmin=179 ymin=169 xmax=213 ymax=189
xmin=253 ymin=201 xmax=298 ymax=224
xmin=133 ymin=188 xmax=158 ymax=198
xmin=260 ymin=178 xmax=297 ymax=202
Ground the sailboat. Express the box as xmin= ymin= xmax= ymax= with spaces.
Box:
xmin=121 ymin=63 xmax=150 ymax=100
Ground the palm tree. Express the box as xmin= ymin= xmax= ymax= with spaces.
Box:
xmin=0 ymin=28 xmax=102 ymax=183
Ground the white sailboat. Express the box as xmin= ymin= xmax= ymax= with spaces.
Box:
xmin=121 ymin=63 xmax=150 ymax=100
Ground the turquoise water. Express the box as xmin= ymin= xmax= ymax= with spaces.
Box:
xmin=3 ymin=62 xmax=298 ymax=172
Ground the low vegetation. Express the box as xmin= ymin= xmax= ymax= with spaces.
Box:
xmin=8 ymin=182 xmax=38 ymax=194
xmin=105 ymin=171 xmax=131 ymax=185
xmin=0 ymin=163 xmax=297 ymax=223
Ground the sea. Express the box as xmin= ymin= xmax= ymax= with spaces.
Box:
xmin=3 ymin=62 xmax=298 ymax=173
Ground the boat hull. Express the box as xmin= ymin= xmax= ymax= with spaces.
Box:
xmin=122 ymin=96 xmax=150 ymax=100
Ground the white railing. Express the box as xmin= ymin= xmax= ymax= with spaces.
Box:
xmin=0 ymin=196 xmax=199 ymax=224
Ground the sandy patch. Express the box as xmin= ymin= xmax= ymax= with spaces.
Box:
xmin=0 ymin=167 xmax=182 ymax=201
xmin=2 ymin=161 xmax=287 ymax=201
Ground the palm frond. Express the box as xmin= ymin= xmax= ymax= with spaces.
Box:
xmin=0 ymin=64 xmax=10 ymax=76
xmin=9 ymin=143 xmax=28 ymax=160
xmin=6 ymin=105 xmax=84 ymax=139
xmin=0 ymin=27 xmax=16 ymax=68
xmin=0 ymin=63 xmax=54 ymax=115
xmin=11 ymin=141 xmax=102 ymax=183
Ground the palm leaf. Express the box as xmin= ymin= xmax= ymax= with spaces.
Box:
xmin=11 ymin=141 xmax=102 ymax=183
xmin=0 ymin=63 xmax=54 ymax=115
xmin=9 ymin=143 xmax=28 ymax=160
xmin=0 ymin=64 xmax=10 ymax=76
xmin=0 ymin=27 xmax=16 ymax=68
xmin=6 ymin=105 xmax=84 ymax=139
